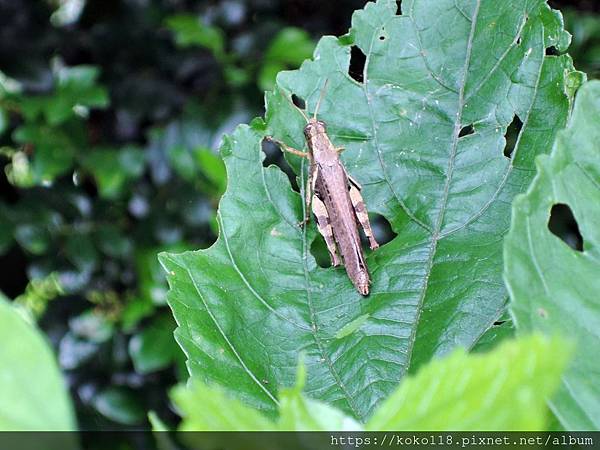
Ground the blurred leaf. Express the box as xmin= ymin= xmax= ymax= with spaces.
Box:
xmin=92 ymin=387 xmax=145 ymax=425
xmin=14 ymin=272 xmax=63 ymax=318
xmin=277 ymin=362 xmax=362 ymax=431
xmin=95 ymin=225 xmax=132 ymax=259
xmin=0 ymin=294 xmax=76 ymax=430
xmin=17 ymin=65 xmax=108 ymax=126
xmin=505 ymin=81 xmax=600 ymax=431
xmin=161 ymin=0 xmax=579 ymax=420
xmin=65 ymin=232 xmax=98 ymax=272
xmin=173 ymin=381 xmax=276 ymax=431
xmin=167 ymin=145 xmax=196 ymax=182
xmin=123 ymin=244 xmax=189 ymax=331
xmin=12 ymin=124 xmax=75 ymax=184
xmin=121 ymin=296 xmax=155 ymax=332
xmin=223 ymin=65 xmax=249 ymax=87
xmin=136 ymin=246 xmax=173 ymax=306
xmin=564 ymin=9 xmax=600 ymax=78
xmin=69 ymin=310 xmax=114 ymax=343
xmin=129 ymin=314 xmax=178 ymax=374
xmin=0 ymin=108 xmax=7 ymax=136
xmin=4 ymin=151 xmax=35 ymax=188
xmin=165 ymin=15 xmax=225 ymax=59
xmin=15 ymin=223 xmax=52 ymax=255
xmin=259 ymin=28 xmax=315 ymax=91
xmin=82 ymin=146 xmax=145 ymax=199
xmin=367 ymin=335 xmax=569 ymax=431
xmin=148 ymin=411 xmax=169 ymax=432
xmin=146 ymin=104 xmax=230 ymax=185
xmin=194 ymin=147 xmax=226 ymax=195
xmin=59 ymin=331 xmax=100 ymax=370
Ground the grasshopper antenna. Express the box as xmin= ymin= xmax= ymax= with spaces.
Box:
xmin=313 ymin=79 xmax=329 ymax=120
xmin=280 ymin=89 xmax=309 ymax=123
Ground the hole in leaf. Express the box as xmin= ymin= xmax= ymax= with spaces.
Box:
xmin=291 ymin=94 xmax=305 ymax=110
xmin=364 ymin=212 xmax=396 ymax=248
xmin=516 ymin=36 xmax=522 ymax=46
xmin=310 ymin=236 xmax=332 ymax=268
xmin=546 ymin=46 xmax=559 ymax=56
xmin=504 ymin=115 xmax=523 ymax=159
xmin=261 ymin=138 xmax=299 ymax=192
xmin=395 ymin=1 xmax=401 ymax=14
xmin=261 ymin=138 xmax=279 ymax=168
xmin=379 ymin=35 xmax=386 ymax=41
xmin=548 ymin=203 xmax=584 ymax=252
xmin=310 ymin=211 xmax=396 ymax=268
xmin=493 ymin=320 xmax=506 ymax=326
xmin=459 ymin=124 xmax=475 ymax=138
xmin=349 ymin=46 xmax=366 ymax=83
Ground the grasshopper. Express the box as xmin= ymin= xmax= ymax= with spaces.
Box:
xmin=268 ymin=82 xmax=379 ymax=295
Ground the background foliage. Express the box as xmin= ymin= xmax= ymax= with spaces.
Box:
xmin=0 ymin=0 xmax=598 ymax=435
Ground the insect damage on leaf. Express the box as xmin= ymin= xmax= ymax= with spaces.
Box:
xmin=162 ymin=0 xmax=583 ymax=421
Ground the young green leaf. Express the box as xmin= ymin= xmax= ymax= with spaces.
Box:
xmin=161 ymin=0 xmax=581 ymax=420
xmin=366 ymin=335 xmax=570 ymax=431
xmin=505 ymin=81 xmax=600 ymax=431
xmin=172 ymin=382 xmax=276 ymax=431
xmin=277 ymin=362 xmax=362 ymax=431
xmin=0 ymin=294 xmax=76 ymax=430
xmin=173 ymin=367 xmax=361 ymax=433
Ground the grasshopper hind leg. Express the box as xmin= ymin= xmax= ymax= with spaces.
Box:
xmin=349 ymin=185 xmax=379 ymax=250
xmin=311 ymin=194 xmax=342 ymax=267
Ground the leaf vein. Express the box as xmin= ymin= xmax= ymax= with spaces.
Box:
xmin=183 ymin=264 xmax=279 ymax=405
xmin=405 ymin=0 xmax=481 ymax=370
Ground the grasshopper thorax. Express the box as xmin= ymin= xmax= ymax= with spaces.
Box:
xmin=303 ymin=118 xmax=327 ymax=141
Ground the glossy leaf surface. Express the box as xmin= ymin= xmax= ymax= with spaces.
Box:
xmin=162 ymin=0 xmax=580 ymax=420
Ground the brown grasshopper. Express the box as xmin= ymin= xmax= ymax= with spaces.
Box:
xmin=268 ymin=82 xmax=379 ymax=295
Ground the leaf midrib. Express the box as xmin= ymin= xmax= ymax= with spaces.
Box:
xmin=401 ymin=0 xmax=482 ymax=370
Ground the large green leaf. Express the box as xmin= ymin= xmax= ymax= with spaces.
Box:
xmin=173 ymin=335 xmax=569 ymax=431
xmin=505 ymin=81 xmax=600 ymax=431
xmin=0 ymin=294 xmax=76 ymax=430
xmin=161 ymin=0 xmax=580 ymax=420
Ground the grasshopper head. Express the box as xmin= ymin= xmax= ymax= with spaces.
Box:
xmin=304 ymin=118 xmax=327 ymax=141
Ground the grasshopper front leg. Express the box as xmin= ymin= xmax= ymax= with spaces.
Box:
xmin=265 ymin=137 xmax=309 ymax=158
xmin=266 ymin=136 xmax=314 ymax=227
